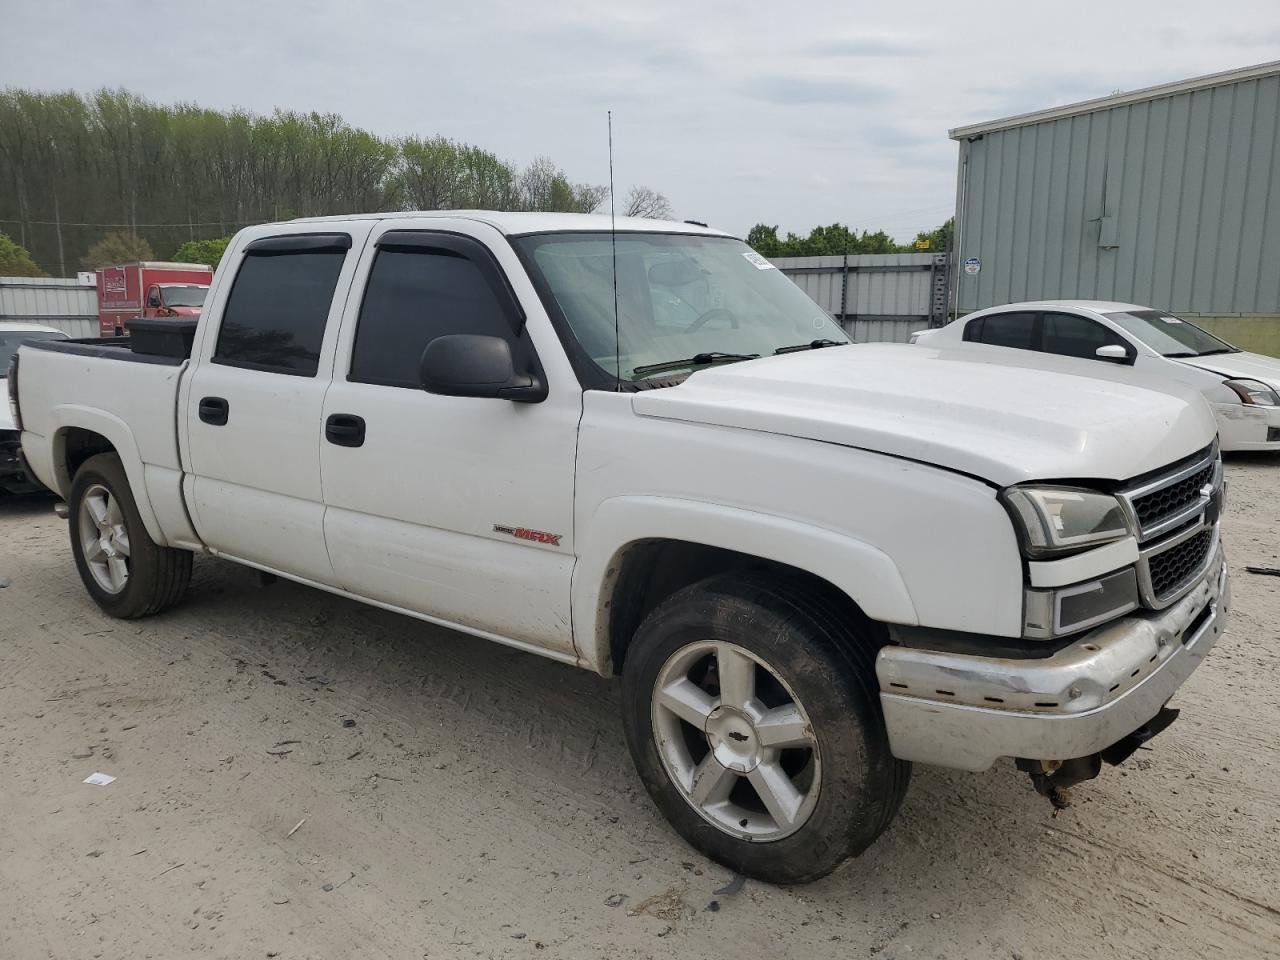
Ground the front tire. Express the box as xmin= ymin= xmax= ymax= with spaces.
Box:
xmin=68 ymin=453 xmax=192 ymax=618
xmin=621 ymin=573 xmax=909 ymax=884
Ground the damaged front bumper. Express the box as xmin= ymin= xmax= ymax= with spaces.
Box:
xmin=875 ymin=547 xmax=1229 ymax=772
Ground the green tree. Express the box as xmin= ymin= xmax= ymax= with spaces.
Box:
xmin=80 ymin=231 xmax=154 ymax=269
xmin=0 ymin=86 xmax=666 ymax=271
xmin=748 ymin=218 xmax=954 ymax=257
xmin=746 ymin=224 xmax=782 ymax=258
xmin=173 ymin=236 xmax=230 ymax=268
xmin=0 ymin=231 xmax=47 ymax=276
xmin=908 ymin=217 xmax=953 ymax=252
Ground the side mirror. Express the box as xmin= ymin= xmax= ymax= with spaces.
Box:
xmin=1095 ymin=344 xmax=1131 ymax=364
xmin=419 ymin=334 xmax=546 ymax=403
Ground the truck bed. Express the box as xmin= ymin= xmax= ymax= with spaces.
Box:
xmin=15 ymin=335 xmax=197 ymax=549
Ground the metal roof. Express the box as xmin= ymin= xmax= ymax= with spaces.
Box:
xmin=950 ymin=59 xmax=1280 ymax=140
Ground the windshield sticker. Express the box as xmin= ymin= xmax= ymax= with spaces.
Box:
xmin=742 ymin=251 xmax=776 ymax=270
xmin=1160 ymin=316 xmax=1183 ymax=324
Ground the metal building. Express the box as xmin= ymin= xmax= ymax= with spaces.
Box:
xmin=950 ymin=60 xmax=1280 ymax=353
xmin=0 ymin=275 xmax=98 ymax=339
xmin=772 ymin=252 xmax=948 ymax=343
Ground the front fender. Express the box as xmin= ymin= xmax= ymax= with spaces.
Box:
xmin=571 ymin=495 xmax=918 ymax=675
xmin=49 ymin=405 xmax=166 ymax=545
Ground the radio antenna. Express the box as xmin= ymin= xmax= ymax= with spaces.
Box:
xmin=608 ymin=110 xmax=621 ymax=390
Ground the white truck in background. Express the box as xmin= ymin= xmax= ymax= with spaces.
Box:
xmin=10 ymin=212 xmax=1229 ymax=883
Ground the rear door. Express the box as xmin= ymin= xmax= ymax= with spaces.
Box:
xmin=182 ymin=224 xmax=372 ymax=583
xmin=318 ymin=218 xmax=580 ymax=655
xmin=963 ymin=311 xmax=1039 ymax=350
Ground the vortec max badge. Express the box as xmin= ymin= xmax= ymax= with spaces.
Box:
xmin=493 ymin=524 xmax=562 ymax=546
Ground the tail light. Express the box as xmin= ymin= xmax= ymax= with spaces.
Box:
xmin=6 ymin=352 xmax=21 ymax=432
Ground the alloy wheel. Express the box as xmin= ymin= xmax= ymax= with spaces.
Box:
xmin=651 ymin=640 xmax=821 ymax=841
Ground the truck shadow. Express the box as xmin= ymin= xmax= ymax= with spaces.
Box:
xmin=0 ymin=490 xmax=57 ymax=518
xmin=1224 ymin=451 xmax=1280 ymax=468
xmin=172 ymin=554 xmax=1088 ymax=913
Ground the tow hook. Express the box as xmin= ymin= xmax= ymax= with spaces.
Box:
xmin=1016 ymin=706 xmax=1181 ymax=810
xmin=1016 ymin=756 xmax=1102 ymax=809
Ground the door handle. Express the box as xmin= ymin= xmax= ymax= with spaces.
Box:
xmin=198 ymin=396 xmax=229 ymax=426
xmin=325 ymin=413 xmax=366 ymax=448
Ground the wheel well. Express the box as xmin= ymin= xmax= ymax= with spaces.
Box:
xmin=606 ymin=539 xmax=877 ymax=674
xmin=58 ymin=428 xmax=117 ymax=489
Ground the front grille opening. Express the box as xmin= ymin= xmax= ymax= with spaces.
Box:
xmin=1268 ymin=427 xmax=1280 ymax=443
xmin=1148 ymin=528 xmax=1214 ymax=599
xmin=1131 ymin=462 xmax=1214 ymax=530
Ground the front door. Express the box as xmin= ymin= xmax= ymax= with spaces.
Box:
xmin=319 ymin=221 xmax=580 ymax=655
xmin=183 ymin=227 xmax=369 ymax=583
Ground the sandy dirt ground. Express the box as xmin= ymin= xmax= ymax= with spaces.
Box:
xmin=1 ymin=457 xmax=1278 ymax=960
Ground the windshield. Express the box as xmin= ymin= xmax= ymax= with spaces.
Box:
xmin=1104 ymin=309 xmax=1237 ymax=357
xmin=161 ymin=285 xmax=207 ymax=307
xmin=514 ymin=233 xmax=847 ymax=381
xmin=1 ymin=331 xmax=67 ymax=376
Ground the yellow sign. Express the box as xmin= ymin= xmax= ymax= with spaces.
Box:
xmin=915 ymin=239 xmax=931 ymax=250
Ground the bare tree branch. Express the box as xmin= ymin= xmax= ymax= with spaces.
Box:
xmin=623 ymin=186 xmax=673 ymax=220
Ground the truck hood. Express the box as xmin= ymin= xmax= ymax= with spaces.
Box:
xmin=1175 ymin=350 xmax=1280 ymax=389
xmin=631 ymin=342 xmax=1217 ymax=487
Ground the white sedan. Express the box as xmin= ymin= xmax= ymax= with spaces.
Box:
xmin=913 ymin=301 xmax=1280 ymax=452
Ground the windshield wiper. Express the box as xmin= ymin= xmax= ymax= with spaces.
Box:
xmin=774 ymin=338 xmax=849 ymax=355
xmin=1163 ymin=351 xmax=1198 ymax=358
xmin=1196 ymin=347 xmax=1238 ymax=356
xmin=632 ymin=352 xmax=759 ymax=378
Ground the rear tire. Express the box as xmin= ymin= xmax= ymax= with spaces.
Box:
xmin=621 ymin=573 xmax=909 ymax=884
xmin=68 ymin=453 xmax=192 ymax=618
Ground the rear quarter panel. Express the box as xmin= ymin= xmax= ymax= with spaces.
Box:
xmin=17 ymin=345 xmax=195 ymax=546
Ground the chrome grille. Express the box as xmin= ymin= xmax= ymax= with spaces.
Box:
xmin=1120 ymin=444 xmax=1223 ymax=610
xmin=1147 ymin=528 xmax=1214 ymax=600
xmin=1130 ymin=461 xmax=1214 ymax=530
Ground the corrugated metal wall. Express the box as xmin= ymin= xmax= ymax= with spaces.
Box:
xmin=955 ymin=70 xmax=1280 ymax=314
xmin=773 ymin=253 xmax=937 ymax=343
xmin=1 ymin=276 xmax=98 ymax=338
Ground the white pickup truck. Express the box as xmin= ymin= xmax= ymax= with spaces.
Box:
xmin=10 ymin=212 xmax=1229 ymax=883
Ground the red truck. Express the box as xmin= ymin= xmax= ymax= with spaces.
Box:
xmin=96 ymin=262 xmax=213 ymax=337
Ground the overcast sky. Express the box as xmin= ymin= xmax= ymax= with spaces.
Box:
xmin=3 ymin=1 xmax=1278 ymax=241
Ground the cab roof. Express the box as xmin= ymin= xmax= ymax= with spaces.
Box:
xmin=288 ymin=210 xmax=733 ymax=239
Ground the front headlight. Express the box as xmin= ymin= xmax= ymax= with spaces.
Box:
xmin=1224 ymin=378 xmax=1280 ymax=406
xmin=1003 ymin=486 xmax=1133 ymax=558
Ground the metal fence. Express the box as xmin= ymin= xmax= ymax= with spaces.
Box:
xmin=771 ymin=252 xmax=949 ymax=343
xmin=0 ymin=276 xmax=98 ymax=339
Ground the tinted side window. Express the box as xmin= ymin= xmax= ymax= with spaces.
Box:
xmin=213 ymin=250 xmax=346 ymax=376
xmin=971 ymin=312 xmax=1037 ymax=350
xmin=1042 ymin=312 xmax=1122 ymax=359
xmin=350 ymin=247 xmax=519 ymax=388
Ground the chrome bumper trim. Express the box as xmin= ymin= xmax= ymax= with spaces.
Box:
xmin=876 ymin=547 xmax=1228 ymax=772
